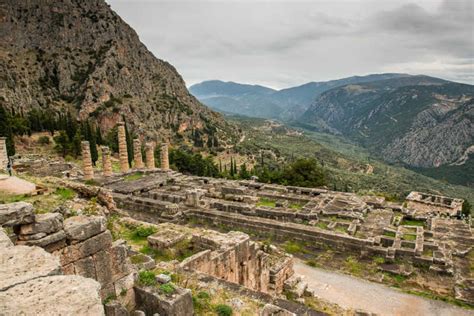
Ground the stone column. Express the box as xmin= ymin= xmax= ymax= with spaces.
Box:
xmin=133 ymin=139 xmax=144 ymax=169
xmin=145 ymin=142 xmax=155 ymax=169
xmin=81 ymin=141 xmax=94 ymax=180
xmin=160 ymin=143 xmax=170 ymax=170
xmin=117 ymin=122 xmax=129 ymax=173
xmin=0 ymin=137 xmax=8 ymax=171
xmin=101 ymin=146 xmax=113 ymax=177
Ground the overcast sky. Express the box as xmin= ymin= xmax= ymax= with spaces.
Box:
xmin=107 ymin=0 xmax=473 ymax=89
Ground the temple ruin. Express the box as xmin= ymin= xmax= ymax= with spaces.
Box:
xmin=117 ymin=122 xmax=129 ymax=173
xmin=81 ymin=141 xmax=94 ymax=180
xmin=0 ymin=137 xmax=8 ymax=171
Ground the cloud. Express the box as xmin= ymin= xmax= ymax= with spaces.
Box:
xmin=107 ymin=0 xmax=474 ymax=88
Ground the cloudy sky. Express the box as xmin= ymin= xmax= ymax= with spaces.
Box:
xmin=107 ymin=0 xmax=473 ymax=89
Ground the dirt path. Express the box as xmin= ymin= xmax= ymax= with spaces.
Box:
xmin=294 ymin=259 xmax=473 ymax=316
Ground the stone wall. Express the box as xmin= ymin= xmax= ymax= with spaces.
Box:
xmin=0 ymin=202 xmax=136 ymax=311
xmin=179 ymin=230 xmax=294 ymax=294
xmin=0 ymin=214 xmax=104 ymax=315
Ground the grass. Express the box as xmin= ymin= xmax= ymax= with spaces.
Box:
xmin=402 ymin=234 xmax=417 ymax=241
xmin=55 ymin=187 xmax=76 ymax=200
xmin=306 ymin=259 xmax=320 ymax=268
xmin=130 ymin=254 xmax=148 ymax=264
xmin=344 ymin=256 xmax=363 ymax=276
xmin=131 ymin=225 xmax=157 ymax=238
xmin=383 ymin=231 xmax=396 ymax=238
xmin=283 ymin=240 xmax=306 ymax=254
xmin=138 ymin=271 xmax=156 ymax=286
xmin=215 ymin=304 xmax=233 ymax=316
xmin=289 ymin=202 xmax=304 ymax=210
xmin=334 ymin=226 xmax=347 ymax=234
xmin=401 ymin=219 xmax=425 ymax=227
xmin=124 ymin=172 xmax=144 ymax=181
xmin=256 ymin=198 xmax=276 ymax=208
xmin=315 ymin=221 xmax=328 ymax=229
xmin=159 ymin=283 xmax=175 ymax=295
xmin=422 ymin=248 xmax=434 ymax=257
xmin=373 ymin=256 xmax=385 ymax=265
xmin=403 ymin=289 xmax=474 ymax=309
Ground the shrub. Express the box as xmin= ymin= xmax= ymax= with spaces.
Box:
xmin=159 ymin=283 xmax=175 ymax=295
xmin=55 ymin=187 xmax=75 ymax=200
xmin=132 ymin=225 xmax=157 ymax=238
xmin=38 ymin=135 xmax=50 ymax=145
xmin=138 ymin=271 xmax=156 ymax=286
xmin=215 ymin=304 xmax=233 ymax=316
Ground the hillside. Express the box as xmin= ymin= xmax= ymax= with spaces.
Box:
xmin=189 ymin=74 xmax=408 ymax=120
xmin=0 ymin=0 xmax=237 ymax=147
xmin=300 ymin=76 xmax=474 ymax=170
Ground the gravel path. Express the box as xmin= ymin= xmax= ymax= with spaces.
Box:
xmin=294 ymin=259 xmax=473 ymax=316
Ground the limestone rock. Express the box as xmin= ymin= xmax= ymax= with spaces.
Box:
xmin=57 ymin=230 xmax=113 ymax=265
xmin=104 ymin=301 xmax=129 ymax=316
xmin=156 ymin=274 xmax=171 ymax=284
xmin=0 ymin=245 xmax=61 ymax=291
xmin=16 ymin=230 xmax=67 ymax=252
xmin=19 ymin=212 xmax=64 ymax=235
xmin=0 ymin=202 xmax=35 ymax=226
xmin=64 ymin=215 xmax=106 ymax=243
xmin=0 ymin=275 xmax=104 ymax=315
xmin=0 ymin=227 xmax=13 ymax=248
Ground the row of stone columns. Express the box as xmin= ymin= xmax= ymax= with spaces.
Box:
xmin=81 ymin=122 xmax=170 ymax=180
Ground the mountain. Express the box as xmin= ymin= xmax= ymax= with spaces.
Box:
xmin=189 ymin=74 xmax=408 ymax=120
xmin=0 ymin=0 xmax=237 ymax=147
xmin=300 ymin=75 xmax=474 ymax=169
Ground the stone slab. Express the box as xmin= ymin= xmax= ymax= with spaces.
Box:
xmin=64 ymin=215 xmax=107 ymax=243
xmin=57 ymin=230 xmax=113 ymax=266
xmin=0 ymin=245 xmax=61 ymax=291
xmin=0 ymin=202 xmax=35 ymax=226
xmin=0 ymin=227 xmax=13 ymax=248
xmin=19 ymin=212 xmax=63 ymax=235
xmin=0 ymin=275 xmax=104 ymax=315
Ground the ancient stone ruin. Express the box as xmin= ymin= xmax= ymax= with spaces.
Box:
xmin=0 ymin=137 xmax=9 ymax=171
xmin=118 ymin=122 xmax=129 ymax=173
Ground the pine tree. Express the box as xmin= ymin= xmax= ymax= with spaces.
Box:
xmin=230 ymin=158 xmax=234 ymax=177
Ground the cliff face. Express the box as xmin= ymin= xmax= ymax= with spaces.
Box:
xmin=301 ymin=76 xmax=474 ymax=168
xmin=0 ymin=0 xmax=237 ymax=146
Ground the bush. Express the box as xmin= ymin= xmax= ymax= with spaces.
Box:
xmin=55 ymin=187 xmax=75 ymax=200
xmin=132 ymin=225 xmax=157 ymax=238
xmin=138 ymin=271 xmax=156 ymax=286
xmin=38 ymin=136 xmax=50 ymax=145
xmin=159 ymin=283 xmax=175 ymax=295
xmin=215 ymin=304 xmax=233 ymax=316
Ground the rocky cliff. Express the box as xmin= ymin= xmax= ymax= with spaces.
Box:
xmin=301 ymin=76 xmax=474 ymax=168
xmin=0 ymin=0 xmax=237 ymax=146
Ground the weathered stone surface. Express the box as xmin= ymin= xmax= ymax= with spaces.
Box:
xmin=0 ymin=202 xmax=35 ymax=226
xmin=0 ymin=245 xmax=61 ymax=291
xmin=156 ymin=273 xmax=171 ymax=284
xmin=110 ymin=240 xmax=133 ymax=280
xmin=74 ymin=256 xmax=97 ymax=280
xmin=93 ymin=249 xmax=114 ymax=285
xmin=134 ymin=286 xmax=194 ymax=316
xmin=0 ymin=227 xmax=13 ymax=248
xmin=82 ymin=140 xmax=94 ymax=180
xmin=17 ymin=231 xmax=47 ymax=241
xmin=57 ymin=230 xmax=113 ymax=265
xmin=64 ymin=215 xmax=106 ymax=243
xmin=114 ymin=271 xmax=137 ymax=309
xmin=0 ymin=275 xmax=104 ymax=315
xmin=19 ymin=212 xmax=63 ymax=235
xmin=105 ymin=300 xmax=129 ymax=316
xmin=260 ymin=304 xmax=296 ymax=316
xmin=16 ymin=230 xmax=66 ymax=250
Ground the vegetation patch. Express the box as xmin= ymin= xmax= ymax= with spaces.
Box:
xmin=344 ymin=256 xmax=363 ymax=276
xmin=124 ymin=172 xmax=144 ymax=181
xmin=55 ymin=187 xmax=76 ymax=200
xmin=401 ymin=219 xmax=425 ymax=227
xmin=138 ymin=271 xmax=156 ymax=286
xmin=315 ymin=221 xmax=328 ymax=229
xmin=159 ymin=283 xmax=175 ymax=295
xmin=402 ymin=234 xmax=417 ymax=241
xmin=383 ymin=231 xmax=396 ymax=238
xmin=256 ymin=198 xmax=276 ymax=208
xmin=283 ymin=240 xmax=306 ymax=254
xmin=215 ymin=304 xmax=233 ymax=316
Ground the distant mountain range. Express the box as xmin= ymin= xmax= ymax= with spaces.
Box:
xmin=189 ymin=73 xmax=408 ymax=120
xmin=190 ymin=75 xmax=474 ymax=174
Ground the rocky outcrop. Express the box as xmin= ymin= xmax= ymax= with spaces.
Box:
xmin=0 ymin=227 xmax=104 ymax=315
xmin=0 ymin=0 xmax=237 ymax=147
xmin=300 ymin=76 xmax=474 ymax=168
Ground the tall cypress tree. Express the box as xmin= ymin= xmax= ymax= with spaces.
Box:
xmin=0 ymin=106 xmax=15 ymax=156
xmin=124 ymin=119 xmax=133 ymax=167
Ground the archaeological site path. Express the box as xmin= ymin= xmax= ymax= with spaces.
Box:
xmin=294 ymin=259 xmax=473 ymax=316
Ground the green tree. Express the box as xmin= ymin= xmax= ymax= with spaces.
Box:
xmin=53 ymin=131 xmax=70 ymax=157
xmin=461 ymin=199 xmax=471 ymax=217
xmin=0 ymin=105 xmax=15 ymax=156
xmin=238 ymin=163 xmax=250 ymax=179
xmin=72 ymin=130 xmax=82 ymax=158
xmin=281 ymin=158 xmax=326 ymax=187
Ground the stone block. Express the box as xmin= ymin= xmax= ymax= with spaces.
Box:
xmin=18 ymin=232 xmax=47 ymax=241
xmin=260 ymin=304 xmax=296 ymax=316
xmin=114 ymin=272 xmax=137 ymax=309
xmin=62 ymin=263 xmax=75 ymax=275
xmin=0 ymin=202 xmax=35 ymax=226
xmin=104 ymin=301 xmax=129 ymax=316
xmin=93 ymin=249 xmax=114 ymax=285
xmin=0 ymin=245 xmax=62 ymax=291
xmin=19 ymin=212 xmax=63 ymax=235
xmin=16 ymin=230 xmax=66 ymax=251
xmin=134 ymin=286 xmax=194 ymax=316
xmin=148 ymin=230 xmax=186 ymax=249
xmin=111 ymin=241 xmax=134 ymax=281
xmin=0 ymin=227 xmax=13 ymax=247
xmin=156 ymin=273 xmax=171 ymax=284
xmin=58 ymin=230 xmax=113 ymax=265
xmin=64 ymin=215 xmax=106 ymax=243
xmin=0 ymin=275 xmax=104 ymax=315
xmin=74 ymin=256 xmax=97 ymax=280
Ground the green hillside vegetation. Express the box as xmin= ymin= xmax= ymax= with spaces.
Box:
xmin=229 ymin=115 xmax=474 ymax=208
